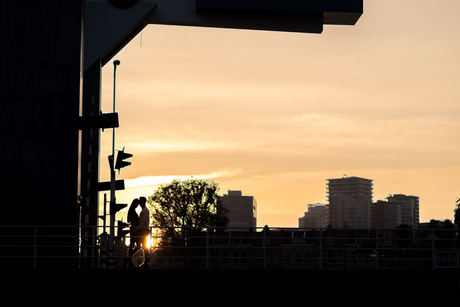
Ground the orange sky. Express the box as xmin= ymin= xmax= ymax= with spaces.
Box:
xmin=98 ymin=0 xmax=460 ymax=228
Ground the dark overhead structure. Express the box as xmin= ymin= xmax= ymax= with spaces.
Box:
xmin=85 ymin=0 xmax=363 ymax=71
xmin=1 ymin=0 xmax=362 ymax=268
xmin=0 ymin=1 xmax=82 ymax=268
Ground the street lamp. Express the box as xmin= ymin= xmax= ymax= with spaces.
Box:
xmin=109 ymin=59 xmax=121 ymax=267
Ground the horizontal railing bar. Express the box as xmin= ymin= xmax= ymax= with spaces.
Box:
xmin=1 ymin=225 xmax=458 ymax=269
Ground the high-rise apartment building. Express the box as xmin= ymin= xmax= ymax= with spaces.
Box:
xmin=299 ymin=203 xmax=327 ymax=229
xmin=219 ymin=190 xmax=257 ymax=230
xmin=386 ymin=194 xmax=419 ymax=228
xmin=326 ymin=176 xmax=373 ymax=228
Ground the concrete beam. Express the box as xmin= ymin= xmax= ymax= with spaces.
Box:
xmin=196 ymin=0 xmax=363 ymax=25
xmin=84 ymin=2 xmax=158 ymax=71
xmin=84 ymin=0 xmax=363 ymax=72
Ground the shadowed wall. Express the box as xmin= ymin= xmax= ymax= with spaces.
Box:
xmin=0 ymin=1 xmax=82 ymax=268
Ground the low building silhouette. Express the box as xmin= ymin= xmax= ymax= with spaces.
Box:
xmin=371 ymin=200 xmax=403 ymax=229
xmin=326 ymin=176 xmax=374 ymax=228
xmin=299 ymin=203 xmax=327 ymax=229
xmin=219 ymin=190 xmax=257 ymax=231
xmin=387 ymin=194 xmax=420 ymax=228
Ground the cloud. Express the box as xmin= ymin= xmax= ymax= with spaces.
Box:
xmin=124 ymin=170 xmax=241 ymax=188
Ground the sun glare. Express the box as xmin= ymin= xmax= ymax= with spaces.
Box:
xmin=146 ymin=234 xmax=152 ymax=249
xmin=146 ymin=228 xmax=161 ymax=250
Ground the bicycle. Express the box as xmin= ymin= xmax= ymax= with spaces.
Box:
xmin=353 ymin=240 xmax=418 ymax=270
xmin=353 ymin=226 xmax=418 ymax=270
xmin=123 ymin=246 xmax=146 ymax=268
xmin=123 ymin=231 xmax=152 ymax=268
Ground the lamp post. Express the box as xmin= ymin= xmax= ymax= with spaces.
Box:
xmin=111 ymin=59 xmax=120 ymax=208
xmin=109 ymin=59 xmax=121 ymax=267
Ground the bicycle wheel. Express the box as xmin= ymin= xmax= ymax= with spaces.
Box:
xmin=125 ymin=247 xmax=145 ymax=268
xmin=354 ymin=248 xmax=377 ymax=270
xmin=393 ymin=247 xmax=418 ymax=270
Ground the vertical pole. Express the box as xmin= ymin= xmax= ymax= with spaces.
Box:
xmin=92 ymin=226 xmax=96 ymax=268
xmin=34 ymin=227 xmax=37 ymax=269
xmin=100 ymin=193 xmax=107 ymax=268
xmin=149 ymin=227 xmax=153 ymax=268
xmin=108 ymin=169 xmax=116 ymax=268
xmin=376 ymin=229 xmax=380 ymax=270
xmin=81 ymin=61 xmax=103 ymax=269
xmin=431 ymin=230 xmax=435 ymax=270
xmin=111 ymin=61 xmax=118 ymax=168
xmin=82 ymin=87 xmax=96 ymax=268
xmin=319 ymin=228 xmax=323 ymax=270
xmin=110 ymin=61 xmax=118 ymax=213
xmin=263 ymin=228 xmax=266 ymax=270
xmin=206 ymin=228 xmax=210 ymax=269
xmin=103 ymin=193 xmax=107 ymax=235
xmin=109 ymin=60 xmax=120 ymax=268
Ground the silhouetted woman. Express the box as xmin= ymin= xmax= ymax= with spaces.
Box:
xmin=125 ymin=198 xmax=140 ymax=267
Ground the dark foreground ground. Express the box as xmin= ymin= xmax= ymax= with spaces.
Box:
xmin=3 ymin=269 xmax=458 ymax=305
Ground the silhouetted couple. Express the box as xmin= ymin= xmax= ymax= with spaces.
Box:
xmin=125 ymin=196 xmax=150 ymax=268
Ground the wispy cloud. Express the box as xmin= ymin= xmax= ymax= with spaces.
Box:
xmin=124 ymin=170 xmax=241 ymax=188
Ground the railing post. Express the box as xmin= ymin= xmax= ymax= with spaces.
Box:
xmin=376 ymin=229 xmax=380 ymax=270
xmin=263 ymin=228 xmax=266 ymax=270
xmin=319 ymin=228 xmax=323 ymax=270
xmin=92 ymin=226 xmax=96 ymax=268
xmin=148 ymin=226 xmax=152 ymax=268
xmin=431 ymin=229 xmax=435 ymax=270
xmin=206 ymin=228 xmax=210 ymax=269
xmin=34 ymin=226 xmax=37 ymax=269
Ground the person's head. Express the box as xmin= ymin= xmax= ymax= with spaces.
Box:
xmin=139 ymin=196 xmax=147 ymax=207
xmin=129 ymin=198 xmax=140 ymax=210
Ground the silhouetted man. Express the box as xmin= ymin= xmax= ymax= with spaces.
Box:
xmin=139 ymin=196 xmax=150 ymax=266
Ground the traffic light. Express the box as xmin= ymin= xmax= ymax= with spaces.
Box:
xmin=117 ymin=220 xmax=129 ymax=238
xmin=115 ymin=147 xmax=133 ymax=172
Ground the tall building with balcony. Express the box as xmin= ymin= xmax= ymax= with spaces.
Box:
xmin=219 ymin=190 xmax=257 ymax=231
xmin=386 ymin=194 xmax=419 ymax=228
xmin=299 ymin=203 xmax=327 ymax=229
xmin=326 ymin=176 xmax=373 ymax=228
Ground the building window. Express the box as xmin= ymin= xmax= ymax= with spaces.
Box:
xmin=305 ymin=251 xmax=312 ymax=264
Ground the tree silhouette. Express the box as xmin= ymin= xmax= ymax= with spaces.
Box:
xmin=147 ymin=178 xmax=229 ymax=268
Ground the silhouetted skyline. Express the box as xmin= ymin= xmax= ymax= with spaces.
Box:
xmin=98 ymin=0 xmax=460 ymax=227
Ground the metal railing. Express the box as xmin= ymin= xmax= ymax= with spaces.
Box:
xmin=0 ymin=225 xmax=459 ymax=270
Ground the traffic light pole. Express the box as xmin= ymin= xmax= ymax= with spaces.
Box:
xmin=108 ymin=60 xmax=120 ymax=268
xmin=105 ymin=60 xmax=132 ymax=267
xmin=111 ymin=60 xmax=120 ymax=203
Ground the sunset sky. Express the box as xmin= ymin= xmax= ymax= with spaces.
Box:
xmin=98 ymin=0 xmax=460 ymax=228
